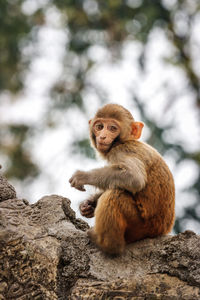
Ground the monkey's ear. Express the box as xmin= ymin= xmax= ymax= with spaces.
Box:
xmin=89 ymin=119 xmax=92 ymax=124
xmin=131 ymin=122 xmax=144 ymax=139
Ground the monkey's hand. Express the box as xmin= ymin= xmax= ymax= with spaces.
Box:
xmin=69 ymin=170 xmax=88 ymax=191
xmin=79 ymin=199 xmax=95 ymax=218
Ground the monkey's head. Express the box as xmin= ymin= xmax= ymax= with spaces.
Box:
xmin=89 ymin=104 xmax=144 ymax=153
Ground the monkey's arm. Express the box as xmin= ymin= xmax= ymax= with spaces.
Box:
xmin=69 ymin=157 xmax=147 ymax=194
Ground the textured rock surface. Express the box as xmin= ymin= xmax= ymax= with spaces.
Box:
xmin=0 ymin=172 xmax=200 ymax=299
xmin=0 ymin=170 xmax=16 ymax=202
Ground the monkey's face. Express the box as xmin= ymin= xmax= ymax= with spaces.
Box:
xmin=89 ymin=104 xmax=144 ymax=154
xmin=92 ymin=118 xmax=120 ymax=153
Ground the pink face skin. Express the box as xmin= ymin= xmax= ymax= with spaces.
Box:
xmin=93 ymin=118 xmax=121 ymax=153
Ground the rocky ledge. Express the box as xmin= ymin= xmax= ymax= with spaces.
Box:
xmin=0 ymin=171 xmax=200 ymax=299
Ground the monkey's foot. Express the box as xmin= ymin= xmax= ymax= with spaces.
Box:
xmin=87 ymin=228 xmax=124 ymax=255
xmin=87 ymin=227 xmax=97 ymax=243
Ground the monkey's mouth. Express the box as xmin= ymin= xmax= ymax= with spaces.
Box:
xmin=98 ymin=143 xmax=111 ymax=147
xmin=97 ymin=143 xmax=111 ymax=153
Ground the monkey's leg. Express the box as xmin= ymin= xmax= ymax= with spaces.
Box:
xmin=123 ymin=195 xmax=152 ymax=243
xmin=94 ymin=189 xmax=152 ymax=247
xmin=88 ymin=189 xmax=128 ymax=255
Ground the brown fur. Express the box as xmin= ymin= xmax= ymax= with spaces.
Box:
xmin=69 ymin=104 xmax=175 ymax=255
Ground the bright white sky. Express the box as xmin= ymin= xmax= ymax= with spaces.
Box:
xmin=0 ymin=1 xmax=200 ymax=231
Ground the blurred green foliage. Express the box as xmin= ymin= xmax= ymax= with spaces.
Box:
xmin=0 ymin=0 xmax=199 ymax=232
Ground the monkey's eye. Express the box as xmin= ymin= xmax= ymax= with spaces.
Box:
xmin=95 ymin=123 xmax=104 ymax=131
xmin=109 ymin=125 xmax=118 ymax=132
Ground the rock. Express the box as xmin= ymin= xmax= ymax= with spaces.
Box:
xmin=0 ymin=175 xmax=200 ymax=299
xmin=0 ymin=172 xmax=16 ymax=202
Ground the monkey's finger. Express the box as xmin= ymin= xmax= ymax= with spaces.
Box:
xmin=81 ymin=206 xmax=92 ymax=213
xmin=87 ymin=214 xmax=94 ymax=218
xmin=81 ymin=206 xmax=94 ymax=213
xmin=69 ymin=180 xmax=80 ymax=189
xmin=81 ymin=210 xmax=94 ymax=218
xmin=84 ymin=208 xmax=95 ymax=217
xmin=76 ymin=185 xmax=86 ymax=192
xmin=83 ymin=212 xmax=94 ymax=218
xmin=69 ymin=179 xmax=76 ymax=186
xmin=69 ymin=177 xmax=73 ymax=183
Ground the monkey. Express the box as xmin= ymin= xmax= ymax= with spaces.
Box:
xmin=69 ymin=104 xmax=175 ymax=255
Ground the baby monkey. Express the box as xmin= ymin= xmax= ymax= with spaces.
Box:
xmin=69 ymin=104 xmax=175 ymax=255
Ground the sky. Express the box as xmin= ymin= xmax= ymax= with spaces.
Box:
xmin=1 ymin=1 xmax=200 ymax=231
